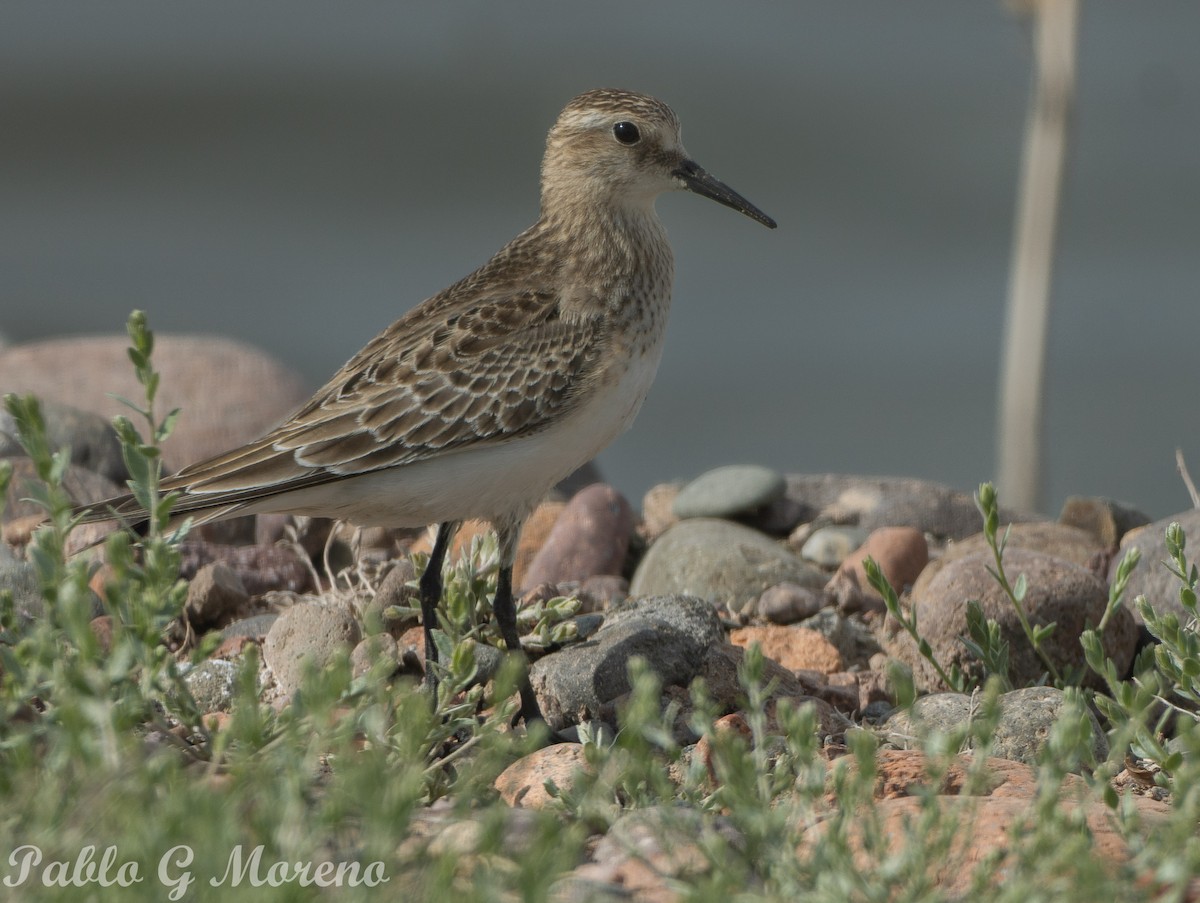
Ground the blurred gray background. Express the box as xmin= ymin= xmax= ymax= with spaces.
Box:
xmin=2 ymin=2 xmax=1197 ymax=519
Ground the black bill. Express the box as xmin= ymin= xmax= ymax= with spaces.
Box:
xmin=673 ymin=159 xmax=777 ymax=229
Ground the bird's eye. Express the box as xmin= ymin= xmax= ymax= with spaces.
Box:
xmin=612 ymin=121 xmax=641 ymax=145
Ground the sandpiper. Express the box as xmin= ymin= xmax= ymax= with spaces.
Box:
xmin=82 ymin=88 xmax=776 ymax=725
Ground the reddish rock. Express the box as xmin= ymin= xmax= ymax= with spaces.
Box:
xmin=827 ymin=526 xmax=928 ymax=612
xmin=408 ymin=518 xmax=492 ymax=563
xmin=729 ymin=625 xmax=844 ymax=674
xmin=494 ymin=742 xmax=591 ymax=808
xmin=913 ymin=521 xmax=1104 ymax=599
xmin=512 ymin=500 xmax=565 ymax=588
xmin=892 ymin=549 xmax=1137 ymax=692
xmin=520 ymin=484 xmax=634 ymax=592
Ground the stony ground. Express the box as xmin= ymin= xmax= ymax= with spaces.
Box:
xmin=1 ymin=332 xmax=1195 ymax=899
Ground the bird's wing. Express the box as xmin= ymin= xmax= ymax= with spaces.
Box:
xmin=90 ymin=289 xmax=606 ymax=521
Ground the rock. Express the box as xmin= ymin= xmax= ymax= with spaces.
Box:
xmin=568 ymin=805 xmax=742 ymax=902
xmin=407 ymin=518 xmax=492 ymax=564
xmin=262 ymin=601 xmax=361 ymax=695
xmin=729 ymin=625 xmax=844 ymax=674
xmin=185 ymin=562 xmax=248 ymax=631
xmin=578 ymin=574 xmax=628 ymax=610
xmin=350 ymin=633 xmax=400 ymax=679
xmin=752 ymin=582 xmax=827 ymax=624
xmin=220 ymin=613 xmax=279 ymax=642
xmin=672 ymin=464 xmax=786 ymax=521
xmin=913 ymin=522 xmax=1106 ymax=600
xmin=0 ymin=401 xmax=126 ymax=485
xmin=800 ymin=750 xmax=1170 ymax=897
xmin=520 ymin=484 xmax=634 ymax=592
xmin=529 ymin=595 xmax=723 ymax=730
xmin=0 ymin=335 xmax=309 ymax=474
xmin=185 ymin=659 xmax=239 ymax=713
xmin=698 ymin=642 xmax=812 ymax=715
xmin=797 ymin=525 xmax=869 ymax=568
xmin=1059 ymin=496 xmax=1150 ymax=548
xmin=796 ymin=608 xmax=877 ymax=664
xmin=1113 ymin=509 xmax=1200 ymax=624
xmin=2 ymin=455 xmax=120 ymax=523
xmin=512 ymin=500 xmax=565 ymax=589
xmin=640 ymin=481 xmax=682 ymax=542
xmin=178 ymin=541 xmax=312 ymax=597
xmin=827 ymin=526 xmax=928 ymax=612
xmin=891 ymin=549 xmax=1136 ymax=692
xmin=630 ymin=518 xmax=825 ymax=615
xmin=0 ymin=560 xmax=103 ymax=626
xmin=782 ymin=474 xmax=1037 ymax=541
xmin=882 ymin=686 xmax=1108 ymax=768
xmin=494 ymin=743 xmax=591 ymax=808
xmin=362 ymin=558 xmax=418 ymax=635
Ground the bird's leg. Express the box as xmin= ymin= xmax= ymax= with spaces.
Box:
xmin=419 ymin=520 xmax=459 ymax=701
xmin=495 ymin=524 xmax=544 ymax=727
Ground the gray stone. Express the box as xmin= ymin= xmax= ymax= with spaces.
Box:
xmin=892 ymin=549 xmax=1136 ymax=693
xmin=672 ymin=464 xmax=786 ymax=520
xmin=783 ymin=474 xmax=1039 ymax=541
xmin=350 ymin=633 xmax=400 ymax=679
xmin=883 ymin=686 xmax=1107 ymax=770
xmin=1113 ymin=509 xmax=1200 ymax=625
xmin=362 ymin=558 xmax=418 ymax=635
xmin=185 ymin=659 xmax=239 ymax=713
xmin=530 ymin=595 xmax=723 ymax=730
xmin=221 ymin=613 xmax=279 ymax=641
xmin=799 ymin=525 xmax=870 ymax=568
xmin=753 ymin=582 xmax=827 ymax=624
xmin=0 ymin=401 xmax=126 ymax=485
xmin=262 ymin=601 xmax=361 ymax=695
xmin=796 ymin=607 xmax=878 ymax=663
xmin=1059 ymin=496 xmax=1150 ymax=547
xmin=630 ymin=518 xmax=825 ymax=614
xmin=0 ymin=560 xmax=103 ymax=627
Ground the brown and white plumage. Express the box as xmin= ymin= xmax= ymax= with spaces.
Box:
xmin=83 ymin=88 xmax=775 ymax=725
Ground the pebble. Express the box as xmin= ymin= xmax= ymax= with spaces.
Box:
xmin=178 ymin=540 xmax=312 ymax=597
xmin=640 ymin=481 xmax=681 ymax=542
xmin=912 ymin=521 xmax=1105 ymax=600
xmin=262 ymin=601 xmax=362 ymax=695
xmin=529 ymin=594 xmax=723 ymax=731
xmin=752 ymin=582 xmax=827 ymax=624
xmin=782 ymin=474 xmax=1038 ymax=541
xmin=2 ymin=455 xmax=120 ymax=523
xmin=185 ymin=659 xmax=239 ymax=713
xmin=512 ymin=500 xmax=566 ymax=589
xmin=185 ymin=562 xmax=248 ymax=631
xmin=350 ymin=633 xmax=400 ymax=680
xmin=827 ymin=526 xmax=929 ymax=612
xmin=220 ymin=613 xmax=279 ymax=642
xmin=798 ymin=525 xmax=869 ymax=568
xmin=494 ymin=742 xmax=590 ymax=808
xmin=519 ymin=483 xmax=634 ymax=592
xmin=629 ymin=518 xmax=825 ymax=615
xmin=891 ymin=549 xmax=1136 ymax=692
xmin=672 ymin=464 xmax=785 ymax=521
xmin=729 ymin=625 xmax=843 ymax=674
xmin=1058 ymin=495 xmax=1150 ymax=548
xmin=882 ymin=686 xmax=1108 ymax=768
xmin=0 ymin=401 xmax=126 ymax=485
xmin=0 ymin=334 xmax=309 ymax=473
xmin=361 ymin=558 xmax=418 ymax=635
